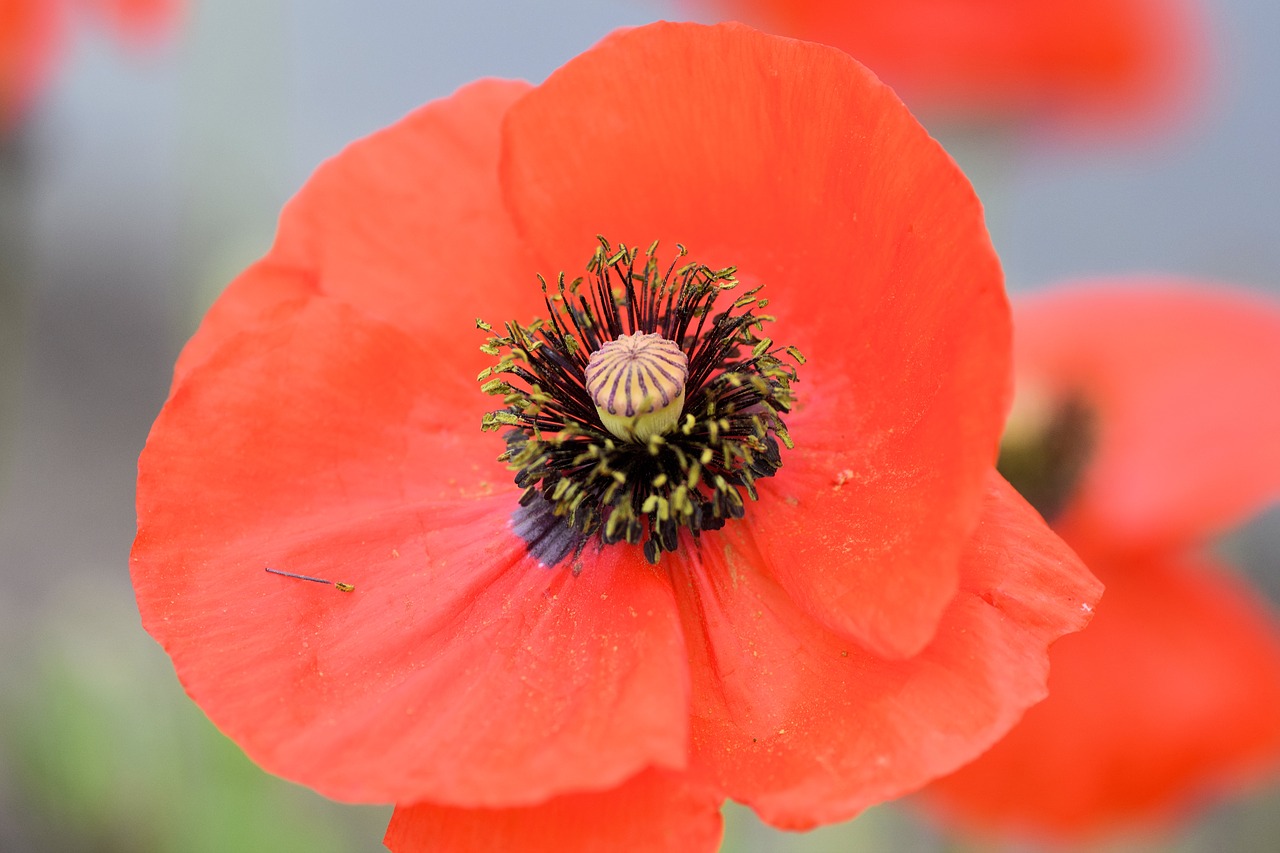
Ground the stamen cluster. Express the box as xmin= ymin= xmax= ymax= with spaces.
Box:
xmin=478 ymin=239 xmax=803 ymax=565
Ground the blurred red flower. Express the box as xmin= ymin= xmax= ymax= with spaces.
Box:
xmin=0 ymin=0 xmax=180 ymax=128
xmin=926 ymin=283 xmax=1280 ymax=837
xmin=77 ymin=0 xmax=181 ymax=44
xmin=694 ymin=0 xmax=1204 ymax=126
xmin=131 ymin=22 xmax=1099 ymax=851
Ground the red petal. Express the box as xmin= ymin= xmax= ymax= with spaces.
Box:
xmin=925 ymin=551 xmax=1280 ymax=836
xmin=501 ymin=20 xmax=1011 ymax=658
xmin=1014 ymin=282 xmax=1280 ymax=551
xmin=0 ymin=0 xmax=63 ymax=126
xmin=133 ymin=297 xmax=691 ymax=805
xmin=77 ymin=0 xmax=183 ymax=44
xmin=699 ymin=0 xmax=1203 ymax=125
xmin=678 ymin=472 xmax=1099 ymax=828
xmin=383 ymin=769 xmax=724 ymax=853
xmin=174 ymin=78 xmax=541 ymax=390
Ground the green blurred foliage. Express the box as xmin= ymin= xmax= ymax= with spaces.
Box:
xmin=3 ymin=578 xmax=390 ymax=852
xmin=722 ymin=801 xmax=940 ymax=852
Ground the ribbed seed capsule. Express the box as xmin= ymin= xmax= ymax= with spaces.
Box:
xmin=585 ymin=332 xmax=688 ymax=442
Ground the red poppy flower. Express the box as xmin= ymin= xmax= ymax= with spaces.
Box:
xmin=925 ymin=282 xmax=1280 ymax=837
xmin=693 ymin=0 xmax=1203 ymax=125
xmin=0 ymin=0 xmax=180 ymax=128
xmin=0 ymin=0 xmax=60 ymax=126
xmin=131 ymin=22 xmax=1100 ymax=851
xmin=76 ymin=0 xmax=182 ymax=45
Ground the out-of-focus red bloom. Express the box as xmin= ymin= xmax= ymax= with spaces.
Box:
xmin=926 ymin=283 xmax=1280 ymax=837
xmin=77 ymin=0 xmax=182 ymax=45
xmin=695 ymin=0 xmax=1204 ymax=126
xmin=0 ymin=0 xmax=180 ymax=128
xmin=0 ymin=0 xmax=60 ymax=126
xmin=131 ymin=22 xmax=1099 ymax=851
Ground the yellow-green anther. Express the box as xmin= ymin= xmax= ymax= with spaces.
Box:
xmin=585 ymin=331 xmax=688 ymax=442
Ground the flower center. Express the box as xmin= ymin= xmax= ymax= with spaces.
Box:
xmin=478 ymin=239 xmax=803 ymax=566
xmin=997 ymin=388 xmax=1096 ymax=523
xmin=585 ymin=332 xmax=688 ymax=441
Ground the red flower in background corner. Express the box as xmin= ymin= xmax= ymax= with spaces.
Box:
xmin=130 ymin=22 xmax=1100 ymax=852
xmin=694 ymin=0 xmax=1204 ymax=126
xmin=0 ymin=0 xmax=181 ymax=129
xmin=926 ymin=283 xmax=1280 ymax=837
xmin=0 ymin=0 xmax=59 ymax=125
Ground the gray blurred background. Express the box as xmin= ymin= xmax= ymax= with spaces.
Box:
xmin=1 ymin=1 xmax=1277 ymax=850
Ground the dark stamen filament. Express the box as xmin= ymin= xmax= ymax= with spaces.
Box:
xmin=265 ymin=567 xmax=355 ymax=592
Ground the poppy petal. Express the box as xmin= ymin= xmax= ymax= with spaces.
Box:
xmin=925 ymin=551 xmax=1280 ymax=835
xmin=501 ymin=20 xmax=1010 ymax=659
xmin=677 ymin=472 xmax=1099 ymax=828
xmin=0 ymin=0 xmax=63 ymax=126
xmin=77 ymin=0 xmax=184 ymax=44
xmin=174 ymin=77 xmax=542 ymax=390
xmin=696 ymin=0 xmax=1202 ymax=125
xmin=383 ymin=769 xmax=724 ymax=853
xmin=1015 ymin=283 xmax=1280 ymax=551
xmin=132 ymin=297 xmax=691 ymax=806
